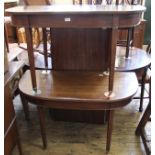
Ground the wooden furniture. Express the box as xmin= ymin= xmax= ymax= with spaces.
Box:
xmin=135 ymin=80 xmax=151 ymax=155
xmin=115 ymin=46 xmax=151 ymax=111
xmin=4 ymin=0 xmax=18 ymax=16
xmin=4 ymin=17 xmax=11 ymax=53
xmin=4 ymin=61 xmax=24 ymax=155
xmin=118 ymin=19 xmax=146 ymax=48
xmin=4 ymin=0 xmax=18 ymax=43
xmin=115 ymin=46 xmax=151 ymax=72
xmin=135 ymin=42 xmax=151 ymax=112
xmin=111 ymin=0 xmax=144 ymax=58
xmin=19 ymin=70 xmax=138 ymax=151
xmin=135 ymin=101 xmax=151 ymax=154
xmin=4 ymin=61 xmax=24 ymax=87
xmin=6 ymin=5 xmax=145 ymax=152
xmin=4 ymin=61 xmax=29 ymax=120
xmin=23 ymin=0 xmax=51 ymax=5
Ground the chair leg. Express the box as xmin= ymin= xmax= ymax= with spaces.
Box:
xmin=139 ymin=68 xmax=147 ymax=112
xmin=135 ymin=102 xmax=151 ymax=155
xmin=20 ymin=93 xmax=30 ymax=120
xmin=106 ymin=110 xmax=114 ymax=152
xmin=37 ymin=106 xmax=47 ymax=149
xmin=136 ymin=102 xmax=151 ymax=135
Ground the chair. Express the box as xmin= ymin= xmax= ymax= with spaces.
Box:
xmin=134 ymin=41 xmax=151 ymax=112
xmin=73 ymin=0 xmax=102 ymax=5
xmin=135 ymin=79 xmax=151 ymax=155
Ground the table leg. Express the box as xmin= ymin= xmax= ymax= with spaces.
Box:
xmin=50 ymin=28 xmax=53 ymax=68
xmin=25 ymin=27 xmax=37 ymax=91
xmin=42 ymin=28 xmax=48 ymax=68
xmin=109 ymin=28 xmax=118 ymax=92
xmin=125 ymin=28 xmax=133 ymax=58
xmin=106 ymin=110 xmax=114 ymax=152
xmin=20 ymin=93 xmax=30 ymax=121
xmin=37 ymin=106 xmax=47 ymax=149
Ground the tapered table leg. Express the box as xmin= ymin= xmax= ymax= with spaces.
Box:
xmin=42 ymin=28 xmax=48 ymax=68
xmin=106 ymin=110 xmax=114 ymax=152
xmin=37 ymin=106 xmax=47 ymax=149
xmin=20 ymin=93 xmax=29 ymax=120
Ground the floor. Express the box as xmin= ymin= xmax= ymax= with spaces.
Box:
xmin=12 ymin=90 xmax=150 ymax=155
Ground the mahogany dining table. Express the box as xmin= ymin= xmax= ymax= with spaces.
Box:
xmin=6 ymin=4 xmax=145 ymax=152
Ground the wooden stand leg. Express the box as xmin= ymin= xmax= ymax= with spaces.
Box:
xmin=106 ymin=110 xmax=114 ymax=152
xmin=37 ymin=106 xmax=47 ymax=149
xmin=15 ymin=120 xmax=23 ymax=155
xmin=20 ymin=93 xmax=30 ymax=120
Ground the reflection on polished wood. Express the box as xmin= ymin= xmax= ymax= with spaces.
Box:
xmin=115 ymin=46 xmax=151 ymax=72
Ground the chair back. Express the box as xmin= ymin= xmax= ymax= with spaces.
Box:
xmin=73 ymin=0 xmax=102 ymax=5
xmin=146 ymin=41 xmax=151 ymax=54
xmin=23 ymin=0 xmax=51 ymax=5
xmin=73 ymin=0 xmax=142 ymax=5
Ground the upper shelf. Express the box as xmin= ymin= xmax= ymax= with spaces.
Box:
xmin=6 ymin=4 xmax=146 ymax=15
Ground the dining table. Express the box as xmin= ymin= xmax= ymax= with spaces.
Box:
xmin=6 ymin=4 xmax=145 ymax=152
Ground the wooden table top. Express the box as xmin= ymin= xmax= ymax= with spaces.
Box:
xmin=115 ymin=46 xmax=151 ymax=72
xmin=6 ymin=5 xmax=146 ymax=15
xmin=19 ymin=70 xmax=138 ymax=110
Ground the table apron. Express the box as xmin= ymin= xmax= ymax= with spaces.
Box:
xmin=22 ymin=93 xmax=132 ymax=110
xmin=11 ymin=13 xmax=141 ymax=28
